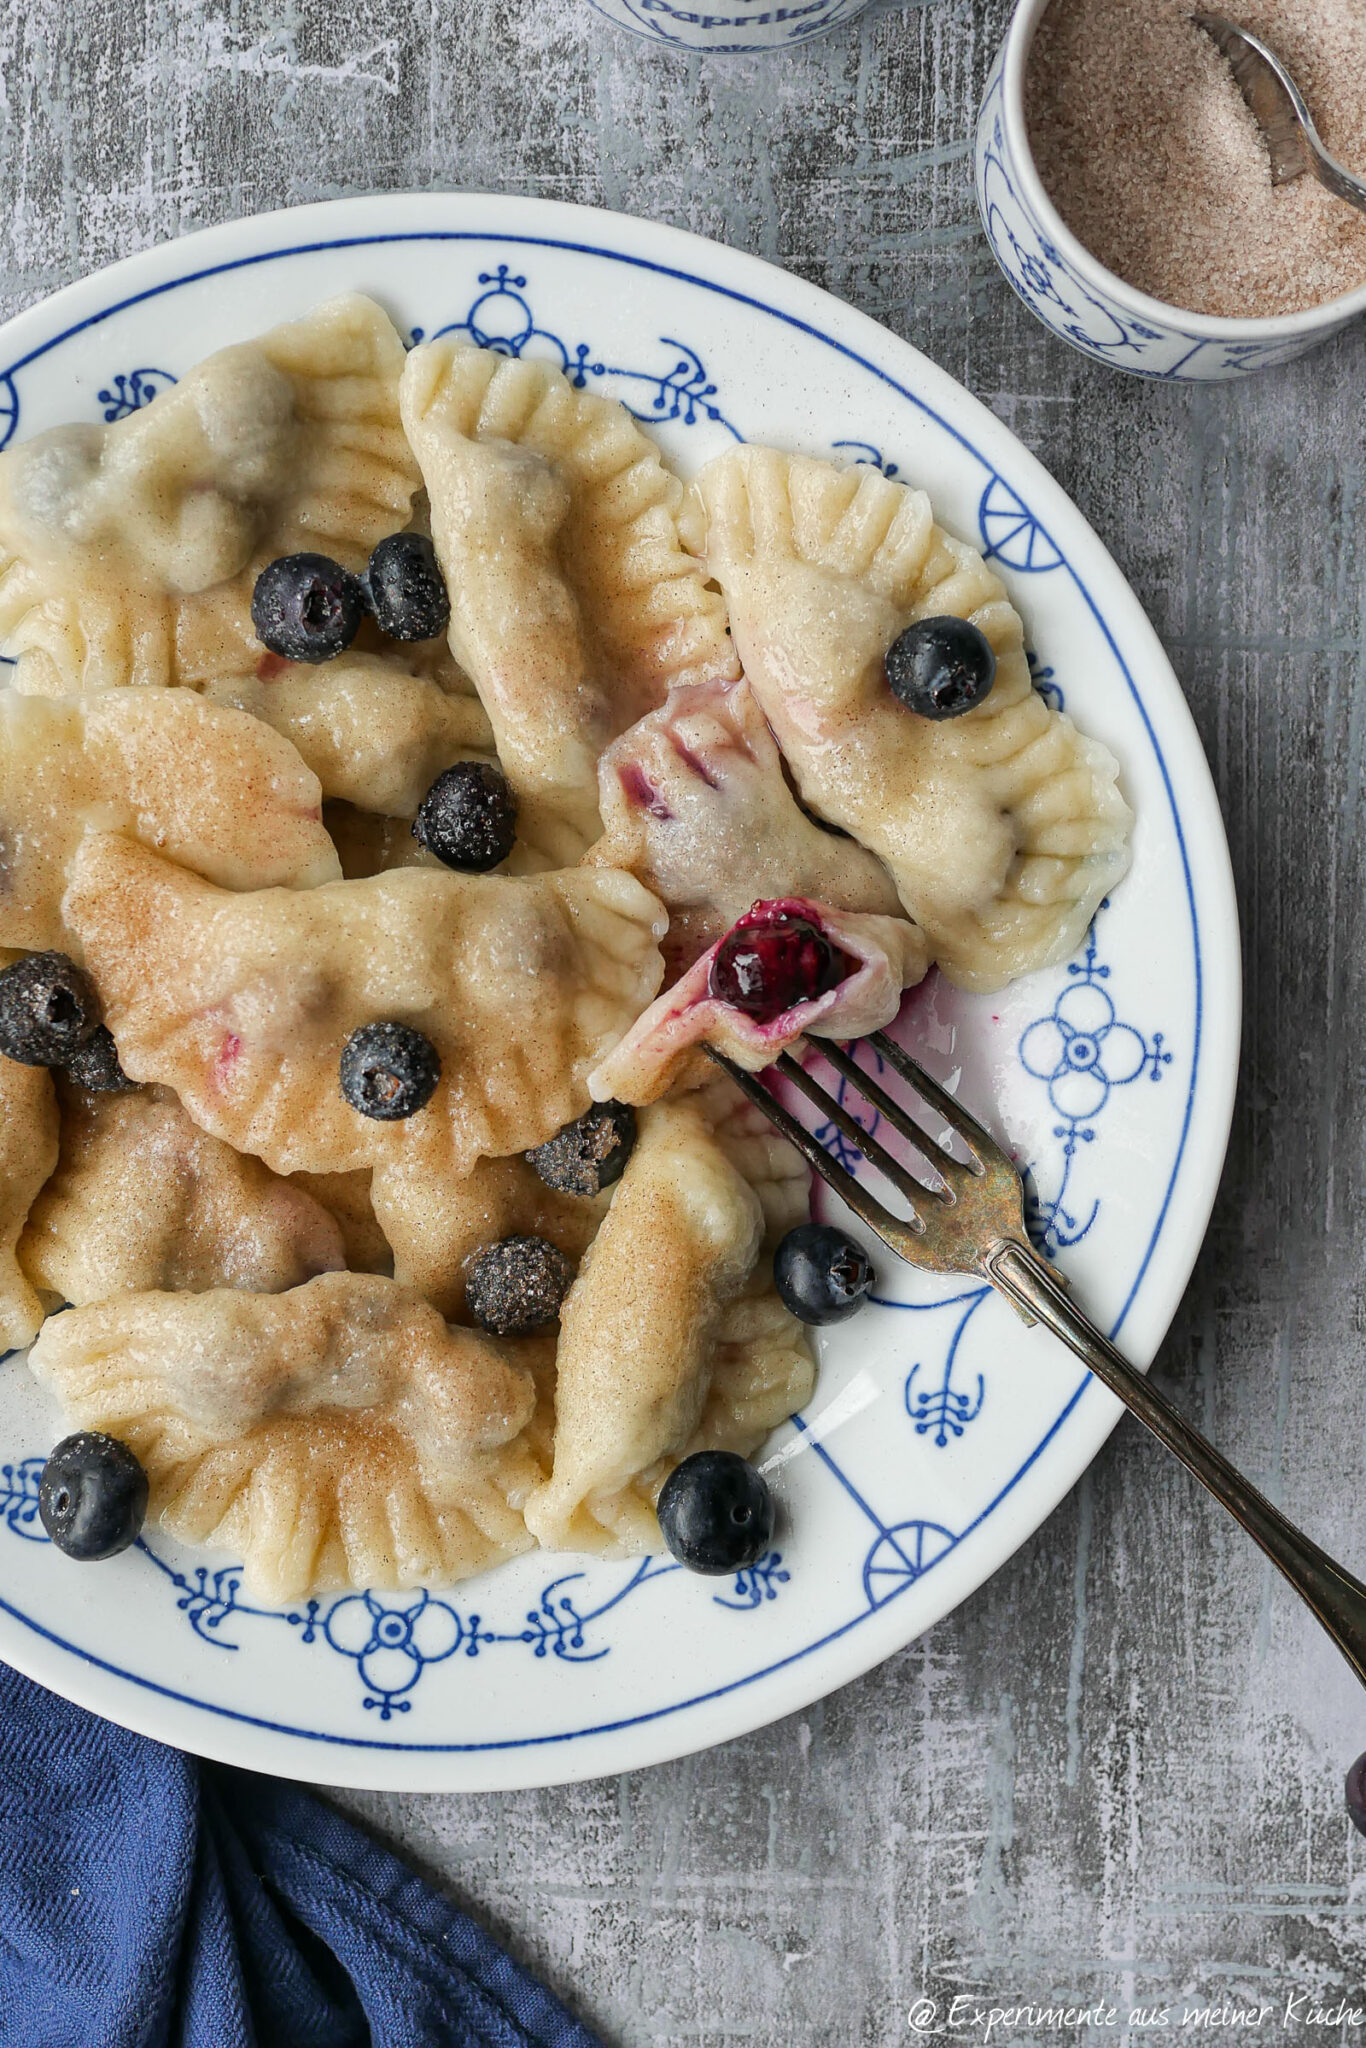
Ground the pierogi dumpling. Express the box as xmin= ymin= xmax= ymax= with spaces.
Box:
xmin=689 ymin=447 xmax=1132 ymax=992
xmin=202 ymin=652 xmax=495 ymax=818
xmin=28 ymin=1271 xmax=547 ymax=1601
xmin=589 ymin=898 xmax=929 ymax=1106
xmin=18 ymin=1083 xmax=347 ymax=1305
xmin=287 ymin=1170 xmax=392 ymax=1275
xmin=64 ymin=832 xmax=667 ymax=1179
xmin=371 ymin=1152 xmax=609 ymax=1324
xmin=524 ymin=1097 xmax=813 ymax=1555
xmin=589 ymin=674 xmax=902 ymax=967
xmin=0 ymin=1056 xmax=58 ymax=1351
xmin=0 ymin=295 xmax=419 ymax=695
xmin=0 ymin=687 xmax=340 ymax=953
xmin=400 ymin=338 xmax=739 ymax=865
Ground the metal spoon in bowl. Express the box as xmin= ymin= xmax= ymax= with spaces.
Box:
xmin=1192 ymin=13 xmax=1366 ymax=213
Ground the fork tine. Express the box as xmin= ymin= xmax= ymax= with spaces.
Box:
xmin=818 ymin=1041 xmax=980 ymax=1190
xmin=866 ymin=1031 xmax=1011 ymax=1168
xmin=774 ymin=1053 xmax=940 ymax=1212
xmin=703 ymin=1048 xmax=926 ymax=1255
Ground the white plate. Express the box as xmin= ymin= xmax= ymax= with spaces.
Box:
xmin=0 ymin=194 xmax=1239 ymax=1791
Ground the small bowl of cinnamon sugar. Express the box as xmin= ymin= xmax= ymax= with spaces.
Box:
xmin=975 ymin=0 xmax=1366 ymax=378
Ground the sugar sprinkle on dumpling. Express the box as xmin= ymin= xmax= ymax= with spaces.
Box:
xmin=400 ymin=338 xmax=739 ymax=865
xmin=0 ymin=687 xmax=340 ymax=955
xmin=689 ymin=446 xmax=1132 ymax=992
xmin=0 ymin=294 xmax=419 ymax=696
xmin=524 ymin=1096 xmax=813 ymax=1555
xmin=28 ymin=1271 xmax=549 ymax=1602
xmin=202 ymin=652 xmax=495 ymax=819
xmin=0 ymin=1054 xmax=58 ymax=1352
xmin=64 ymin=831 xmax=667 ymax=1180
xmin=19 ymin=1082 xmax=347 ymax=1306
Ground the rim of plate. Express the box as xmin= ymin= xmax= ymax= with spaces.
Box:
xmin=0 ymin=193 xmax=1241 ymax=1791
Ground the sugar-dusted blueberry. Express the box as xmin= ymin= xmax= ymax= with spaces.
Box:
xmin=465 ymin=1235 xmax=575 ymax=1337
xmin=365 ymin=532 xmax=451 ymax=642
xmin=339 ymin=1021 xmax=441 ymax=1121
xmin=708 ymin=911 xmax=845 ymax=1023
xmin=657 ymin=1451 xmax=775 ymax=1575
xmin=885 ymin=615 xmax=997 ymax=720
xmin=0 ymin=951 xmax=101 ymax=1067
xmin=526 ymin=1101 xmax=636 ymax=1197
xmin=252 ymin=551 xmax=365 ymax=663
xmin=774 ymin=1222 xmax=874 ymax=1325
xmin=63 ymin=1024 xmax=138 ymax=1093
xmin=39 ymin=1432 xmax=148 ymax=1561
xmin=412 ymin=761 xmax=517 ymax=872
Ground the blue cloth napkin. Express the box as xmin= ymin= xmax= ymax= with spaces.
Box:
xmin=0 ymin=1660 xmax=604 ymax=2048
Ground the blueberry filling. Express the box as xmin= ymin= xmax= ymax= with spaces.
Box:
xmin=707 ymin=907 xmax=850 ymax=1023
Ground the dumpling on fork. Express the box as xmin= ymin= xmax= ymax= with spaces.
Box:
xmin=399 ymin=338 xmax=739 ymax=865
xmin=589 ymin=896 xmax=929 ymax=1106
xmin=28 ymin=1271 xmax=549 ymax=1601
xmin=0 ymin=295 xmax=419 ymax=695
xmin=524 ymin=1095 xmax=814 ymax=1555
xmin=0 ymin=687 xmax=340 ymax=954
xmin=588 ymin=674 xmax=902 ymax=968
xmin=63 ymin=831 xmax=666 ymax=1180
xmin=689 ymin=447 xmax=1132 ymax=993
xmin=18 ymin=1082 xmax=348 ymax=1306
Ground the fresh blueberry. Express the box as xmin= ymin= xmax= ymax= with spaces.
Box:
xmin=339 ymin=1022 xmax=441 ymax=1120
xmin=365 ymin=532 xmax=451 ymax=642
xmin=412 ymin=762 xmax=517 ymax=872
xmin=657 ymin=1451 xmax=775 ymax=1575
xmin=773 ymin=1222 xmax=874 ymax=1325
xmin=526 ymin=1101 xmax=636 ymax=1197
xmin=63 ymin=1024 xmax=137 ymax=1093
xmin=251 ymin=552 xmax=365 ymax=663
xmin=708 ymin=911 xmax=846 ymax=1023
xmin=1347 ymin=1753 xmax=1366 ymax=1835
xmin=39 ymin=1432 xmax=148 ymax=1561
xmin=465 ymin=1235 xmax=575 ymax=1336
xmin=885 ymin=615 xmax=997 ymax=720
xmin=0 ymin=952 xmax=101 ymax=1067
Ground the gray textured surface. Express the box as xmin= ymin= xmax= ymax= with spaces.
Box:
xmin=9 ymin=1 xmax=1366 ymax=2040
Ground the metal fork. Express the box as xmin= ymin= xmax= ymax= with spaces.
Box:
xmin=707 ymin=1032 xmax=1366 ymax=1706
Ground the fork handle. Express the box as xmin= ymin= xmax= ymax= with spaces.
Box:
xmin=990 ymin=1240 xmax=1366 ymax=1689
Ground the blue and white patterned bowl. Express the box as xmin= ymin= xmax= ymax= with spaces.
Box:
xmin=588 ymin=0 xmax=873 ymax=53
xmin=0 ymin=192 xmax=1239 ymax=1790
xmin=976 ymin=0 xmax=1366 ymax=380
